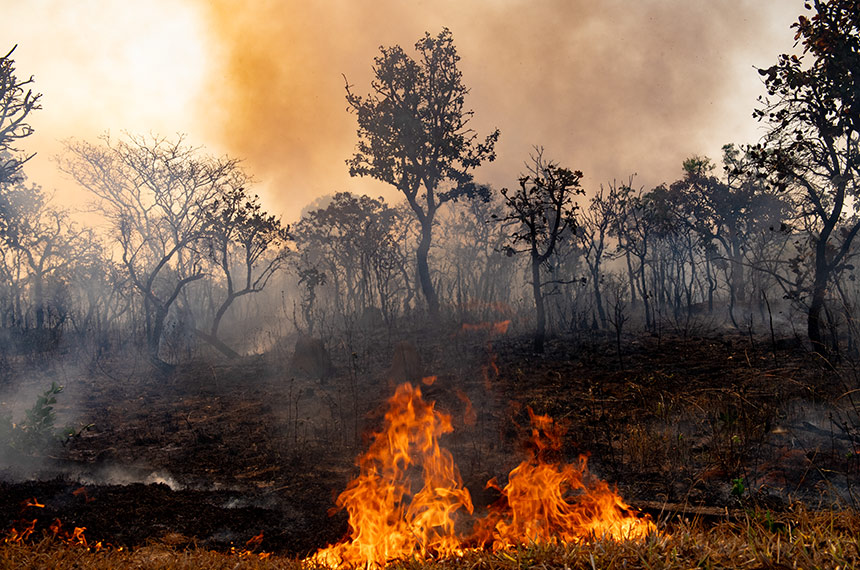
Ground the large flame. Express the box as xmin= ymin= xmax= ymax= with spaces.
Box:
xmin=310 ymin=384 xmax=655 ymax=569
xmin=310 ymin=383 xmax=473 ymax=568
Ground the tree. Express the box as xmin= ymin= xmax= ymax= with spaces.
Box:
xmin=436 ymin=191 xmax=517 ymax=320
xmin=500 ymin=149 xmax=583 ymax=353
xmin=675 ymin=146 xmax=789 ymax=322
xmin=576 ymin=182 xmax=622 ymax=328
xmin=607 ymin=180 xmax=654 ymax=329
xmin=60 ymin=134 xmax=238 ymax=370
xmin=201 ymin=170 xmax=291 ymax=358
xmin=753 ymin=0 xmax=860 ymax=353
xmin=345 ymin=28 xmax=499 ymax=319
xmin=0 ymin=46 xmax=41 ymax=189
xmin=293 ymin=192 xmax=407 ymax=324
xmin=0 ymin=180 xmax=94 ymax=331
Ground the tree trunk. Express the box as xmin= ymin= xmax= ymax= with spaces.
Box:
xmin=206 ymin=294 xmax=240 ymax=359
xmin=808 ymin=266 xmax=829 ymax=355
xmin=147 ymin=305 xmax=173 ymax=372
xmin=592 ymin=265 xmax=606 ymax=328
xmin=196 ymin=328 xmax=240 ymax=359
xmin=625 ymin=250 xmax=637 ymax=308
xmin=730 ymin=237 xmax=746 ymax=304
xmin=33 ymin=272 xmax=44 ymax=329
xmin=531 ymin=252 xmax=545 ymax=353
xmin=416 ymin=221 xmax=440 ymax=319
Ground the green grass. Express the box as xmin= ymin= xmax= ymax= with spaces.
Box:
xmin=3 ymin=505 xmax=858 ymax=569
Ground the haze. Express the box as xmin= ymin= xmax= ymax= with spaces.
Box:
xmin=3 ymin=0 xmax=798 ymax=221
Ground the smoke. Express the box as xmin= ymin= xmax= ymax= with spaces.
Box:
xmin=195 ymin=0 xmax=799 ymax=221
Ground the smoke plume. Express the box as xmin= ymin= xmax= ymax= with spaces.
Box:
xmin=196 ymin=0 xmax=798 ymax=220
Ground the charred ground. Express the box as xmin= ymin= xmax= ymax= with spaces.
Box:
xmin=1 ymin=328 xmax=857 ymax=556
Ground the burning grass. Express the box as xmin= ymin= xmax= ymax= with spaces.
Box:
xmin=2 ymin=506 xmax=859 ymax=569
xmin=310 ymin=383 xmax=655 ymax=568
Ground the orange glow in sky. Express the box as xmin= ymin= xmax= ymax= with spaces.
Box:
xmin=2 ymin=1 xmax=801 ymax=223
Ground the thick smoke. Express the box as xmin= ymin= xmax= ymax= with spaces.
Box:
xmin=196 ymin=0 xmax=798 ymax=220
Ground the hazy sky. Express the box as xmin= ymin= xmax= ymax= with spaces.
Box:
xmin=2 ymin=1 xmax=801 ymax=223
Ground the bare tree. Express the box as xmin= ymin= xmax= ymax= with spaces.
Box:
xmin=0 ymin=184 xmax=94 ymax=330
xmin=60 ymin=134 xmax=238 ymax=370
xmin=576 ymin=182 xmax=623 ymax=328
xmin=0 ymin=46 xmax=41 ymax=189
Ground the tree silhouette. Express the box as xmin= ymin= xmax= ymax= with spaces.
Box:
xmin=294 ymin=192 xmax=406 ymax=323
xmin=61 ymin=134 xmax=239 ymax=370
xmin=754 ymin=0 xmax=860 ymax=353
xmin=676 ymin=146 xmax=789 ymax=323
xmin=345 ymin=28 xmax=499 ymax=319
xmin=0 ymin=46 xmax=40 ymax=189
xmin=500 ymin=149 xmax=583 ymax=353
xmin=201 ymin=170 xmax=291 ymax=358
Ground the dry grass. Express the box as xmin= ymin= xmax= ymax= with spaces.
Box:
xmin=2 ymin=505 xmax=858 ymax=569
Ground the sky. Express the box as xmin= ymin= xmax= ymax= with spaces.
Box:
xmin=2 ymin=0 xmax=802 ymax=223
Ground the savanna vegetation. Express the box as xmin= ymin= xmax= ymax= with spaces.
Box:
xmin=2 ymin=1 xmax=860 ymax=568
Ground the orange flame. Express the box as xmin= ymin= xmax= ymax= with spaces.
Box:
xmin=475 ymin=409 xmax=656 ymax=548
xmin=2 ymin=497 xmax=105 ymax=551
xmin=4 ymin=519 xmax=36 ymax=544
xmin=310 ymin=383 xmax=473 ymax=568
xmin=309 ymin=385 xmax=655 ymax=569
xmin=231 ymin=531 xmax=270 ymax=560
xmin=461 ymin=320 xmax=511 ymax=335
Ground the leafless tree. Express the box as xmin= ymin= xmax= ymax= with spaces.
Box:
xmin=60 ymin=133 xmax=238 ymax=370
xmin=0 ymin=46 xmax=41 ymax=188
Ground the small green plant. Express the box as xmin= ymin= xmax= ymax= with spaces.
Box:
xmin=758 ymin=509 xmax=785 ymax=533
xmin=1 ymin=382 xmax=69 ymax=455
xmin=731 ymin=477 xmax=746 ymax=498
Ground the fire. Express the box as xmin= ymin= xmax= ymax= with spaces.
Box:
xmin=475 ymin=409 xmax=656 ymax=548
xmin=310 ymin=384 xmax=655 ymax=569
xmin=3 ymin=494 xmax=107 ymax=552
xmin=461 ymin=320 xmax=511 ymax=335
xmin=310 ymin=383 xmax=473 ymax=568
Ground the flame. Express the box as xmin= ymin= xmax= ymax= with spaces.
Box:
xmin=231 ymin=531 xmax=270 ymax=560
xmin=4 ymin=519 xmax=36 ymax=544
xmin=3 ymin=497 xmax=105 ymax=551
xmin=22 ymin=498 xmax=45 ymax=510
xmin=475 ymin=409 xmax=656 ymax=548
xmin=461 ymin=320 xmax=511 ymax=335
xmin=310 ymin=383 xmax=474 ymax=568
xmin=455 ymin=389 xmax=477 ymax=427
xmin=309 ymin=385 xmax=655 ymax=569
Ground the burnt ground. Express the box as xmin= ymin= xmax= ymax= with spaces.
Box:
xmin=1 ymin=327 xmax=859 ymax=555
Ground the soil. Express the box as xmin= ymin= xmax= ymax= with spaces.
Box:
xmin=1 ymin=327 xmax=858 ymax=555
